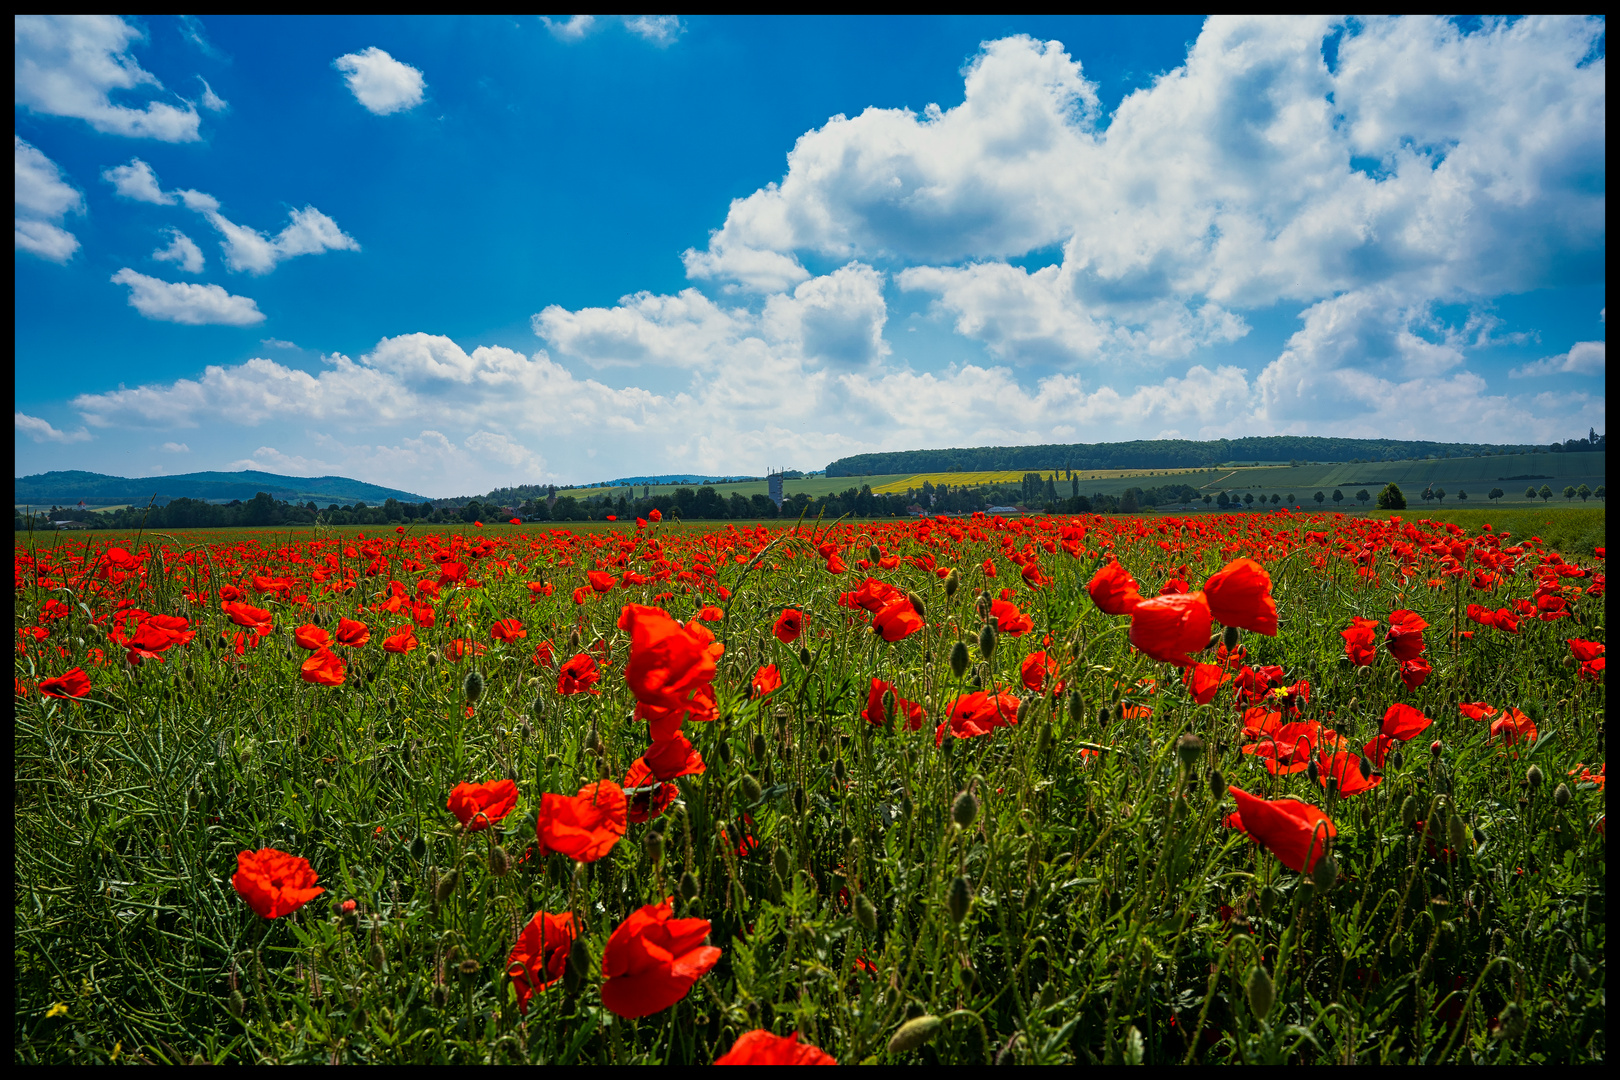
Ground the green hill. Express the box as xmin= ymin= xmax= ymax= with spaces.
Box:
xmin=15 ymin=470 xmax=429 ymax=508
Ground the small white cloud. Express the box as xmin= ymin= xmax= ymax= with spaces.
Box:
xmin=177 ymin=16 xmax=227 ymax=61
xmin=333 ymin=47 xmax=426 ymax=115
xmin=15 ymin=15 xmax=201 ymax=141
xmin=110 ymin=268 xmax=266 ymax=326
xmin=1510 ymin=340 xmax=1605 ymax=378
xmin=15 ymin=411 xmax=91 ymax=443
xmin=622 ymin=16 xmax=684 ymax=47
xmin=102 ymin=158 xmax=176 ymax=204
xmin=541 ymin=16 xmax=598 ymax=41
xmin=197 ymin=76 xmax=229 ymax=113
xmin=465 ymin=430 xmax=544 ymax=471
xmin=152 ymin=229 xmax=205 ymax=273
xmin=190 ymin=200 xmax=359 ymax=275
xmin=15 ymin=137 xmax=84 ymax=263
xmin=160 ymin=441 xmax=191 ymax=453
xmin=260 ymin=337 xmax=299 ymax=349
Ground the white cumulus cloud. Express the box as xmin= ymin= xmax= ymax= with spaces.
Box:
xmin=542 ymin=16 xmax=598 ymax=42
xmin=622 ymin=16 xmax=684 ymax=47
xmin=16 ymin=411 xmax=91 ymax=444
xmin=102 ymin=158 xmax=176 ymax=204
xmin=1510 ymin=341 xmax=1605 ymax=378
xmin=15 ymin=137 xmax=84 ymax=263
xmin=152 ymin=229 xmax=205 ymax=273
xmin=14 ymin=15 xmax=202 ymax=141
xmin=110 ymin=268 xmax=266 ymax=326
xmin=333 ymin=47 xmax=426 ymax=115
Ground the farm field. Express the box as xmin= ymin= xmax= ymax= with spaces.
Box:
xmin=14 ymin=509 xmax=1605 ymax=1064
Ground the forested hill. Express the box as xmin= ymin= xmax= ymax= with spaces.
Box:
xmin=15 ymin=470 xmax=428 ymax=507
xmin=826 ymin=436 xmax=1569 ymax=476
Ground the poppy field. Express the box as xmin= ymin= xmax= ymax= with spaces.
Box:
xmin=13 ymin=508 xmax=1606 ymax=1064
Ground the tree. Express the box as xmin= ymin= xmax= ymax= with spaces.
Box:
xmin=1314 ymin=491 xmax=1326 ymax=505
xmin=1563 ymin=485 xmax=1577 ymax=502
xmin=1355 ymin=489 xmax=1371 ymax=506
xmin=1488 ymin=487 xmax=1504 ymax=501
xmin=1433 ymin=487 xmax=1446 ymax=504
xmin=1203 ymin=494 xmax=1213 ymax=507
xmin=1538 ymin=484 xmax=1554 ymax=502
xmin=1242 ymin=492 xmax=1255 ymax=508
xmin=1456 ymin=488 xmax=1468 ymax=501
xmin=1285 ymin=493 xmax=1296 ymax=505
xmin=1120 ymin=490 xmax=1139 ymax=513
xmin=1331 ymin=489 xmax=1344 ymax=505
xmin=1376 ymin=483 xmax=1406 ymax=510
xmin=1525 ymin=486 xmax=1538 ymax=500
xmin=1594 ymin=486 xmax=1606 ymax=501
xmin=1217 ymin=492 xmax=1230 ymax=509
xmin=1576 ymin=483 xmax=1592 ymax=502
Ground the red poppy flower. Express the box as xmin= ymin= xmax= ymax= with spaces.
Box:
xmin=1129 ymin=590 xmax=1211 ymax=667
xmin=437 ymin=561 xmax=468 ymax=587
xmin=412 ymin=602 xmax=436 ymax=628
xmin=383 ymin=625 xmax=418 ymax=654
xmin=599 ymin=898 xmax=721 ymax=1019
xmin=839 ymin=578 xmax=906 ymax=614
xmin=129 ymin=614 xmax=195 ymax=652
xmin=1459 ymin=701 xmax=1497 ymax=721
xmin=861 ymin=677 xmax=924 ymax=730
xmin=1399 ymin=657 xmax=1432 ymax=690
xmin=335 ymin=617 xmax=370 ymax=647
xmin=508 ymin=910 xmax=576 ymax=1013
xmin=39 ymin=667 xmax=91 ymax=699
xmin=294 ymin=623 xmax=331 ymax=650
xmin=1225 ymin=787 xmax=1336 ymax=873
xmin=751 ymin=663 xmax=783 ymax=698
xmin=587 ymin=570 xmax=616 ymax=594
xmin=1087 ymin=561 xmax=1142 ymax=616
xmin=300 ymin=648 xmax=346 ymax=686
xmin=446 ymin=638 xmax=486 ymax=661
xmin=1340 ymin=616 xmax=1378 ymax=666
xmin=1241 ymin=721 xmax=1324 ymax=775
xmin=617 ymin=603 xmax=723 ymax=716
xmin=1182 ymin=662 xmax=1230 ymax=705
xmin=621 ymin=758 xmax=679 ymax=823
xmin=1489 ymin=709 xmax=1538 ymax=747
xmin=872 ymin=598 xmax=924 ymax=642
xmin=446 ymin=778 xmax=519 ymax=831
xmin=490 ymin=618 xmax=526 ymax=643
xmin=773 ymin=608 xmax=804 ymax=644
xmin=1316 ymin=751 xmax=1381 ymax=797
xmin=535 ymin=780 xmax=627 ymax=862
xmin=935 ymin=690 xmax=1020 ymax=745
xmin=1384 ymin=609 xmax=1428 ymax=662
xmin=715 ymin=1030 xmax=837 ymax=1065
xmin=231 ymin=848 xmax=324 ymax=919
xmin=990 ymin=598 xmax=1034 ymax=636
xmin=1019 ymin=650 xmax=1060 ymax=693
xmin=696 ymin=605 xmax=724 ymax=622
xmin=643 ymin=730 xmax=705 ymax=780
xmin=557 ymin=652 xmax=602 ymax=695
xmin=1202 ymin=558 xmax=1277 ymax=636
xmin=1568 ymin=638 xmax=1604 ymax=663
xmin=223 ymin=601 xmax=273 ymax=634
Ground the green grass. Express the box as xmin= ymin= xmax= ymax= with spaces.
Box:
xmin=1368 ymin=507 xmax=1606 ymax=557
xmin=13 ymin=512 xmax=1607 ymax=1064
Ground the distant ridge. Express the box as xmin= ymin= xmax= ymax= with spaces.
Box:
xmin=581 ymin=474 xmax=761 ymax=487
xmin=15 ymin=470 xmax=429 ymax=507
xmin=826 ymin=436 xmax=1556 ymax=476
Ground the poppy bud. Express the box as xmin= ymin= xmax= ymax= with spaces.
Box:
xmin=952 ymin=789 xmax=978 ymax=829
xmin=1209 ymin=768 xmax=1225 ymax=799
xmin=1430 ymin=739 xmax=1442 ymax=757
xmin=1358 ymin=756 xmax=1372 ymax=781
xmin=1400 ymin=796 xmax=1418 ymax=827
xmin=904 ymin=1000 xmax=927 ymax=1021
xmin=369 ymin=940 xmax=388 ymax=969
xmin=462 ymin=670 xmax=484 ymax=704
xmin=1526 ymin=764 xmax=1543 ymax=791
xmin=741 ymin=773 xmax=763 ymax=803
xmin=1068 ymin=690 xmax=1083 ymax=725
xmin=1553 ymin=782 xmax=1571 ymax=808
xmin=434 ymin=869 xmax=458 ymax=903
xmin=975 ymin=591 xmax=991 ymax=618
xmin=679 ymin=870 xmax=700 ymax=901
xmin=949 ymin=640 xmax=970 ymax=679
xmin=1311 ymin=853 xmax=1338 ymax=892
xmin=773 ymin=846 xmax=790 ymax=880
xmin=908 ymin=591 xmax=926 ymax=618
xmin=430 ymin=984 xmax=450 ymax=1008
xmin=868 ymin=544 xmax=881 ymax=564
xmin=718 ymin=739 xmax=732 ymax=766
xmin=855 ymin=892 xmax=878 ymax=932
xmin=1098 ymin=706 xmax=1111 ymax=726
xmin=569 ymin=629 xmax=580 ymax=649
xmin=840 ymin=824 xmax=853 ymax=851
xmin=488 ymin=845 xmax=510 ymax=877
xmin=799 ymin=646 xmax=813 ymax=668
xmin=751 ymin=732 xmax=767 ymax=761
xmin=643 ymin=830 xmax=664 ymax=863
xmin=833 ymin=757 xmax=846 ymax=784
xmin=1391 ymin=750 xmax=1404 ymax=770
xmin=959 ymin=960 xmax=979 ymax=994
xmin=888 ymin=1015 xmax=943 ymax=1055
xmin=1498 ymin=1001 xmax=1526 ymax=1041
xmin=1038 ymin=722 xmax=1053 ymax=755
xmin=1175 ymin=733 xmax=1204 ymax=771
xmin=1306 ymin=758 xmax=1319 ymax=785
xmin=882 ymin=689 xmax=896 ymax=730
xmin=1259 ymin=885 xmax=1278 ymax=919
xmin=947 ymin=875 xmax=971 ymax=924
xmin=1223 ymin=625 xmax=1240 ymax=652
xmin=1573 ymin=953 xmax=1591 ymax=982
xmin=426 ymin=649 xmax=439 ymax=668
xmin=978 ymin=623 xmax=997 ymax=660
xmin=945 ymin=569 xmax=960 ymax=598
xmin=564 ymin=936 xmax=591 ymax=994
xmin=458 ymin=957 xmax=481 ymax=979
xmin=1448 ymin=813 xmax=1470 ymax=851
xmin=1245 ymin=965 xmax=1275 ymax=1020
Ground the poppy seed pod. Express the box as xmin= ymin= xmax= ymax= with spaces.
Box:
xmin=799 ymin=646 xmax=813 ymax=668
xmin=888 ymin=1015 xmax=943 ymax=1055
xmin=1175 ymin=733 xmax=1204 ymax=771
xmin=1400 ymin=796 xmax=1419 ymax=827
xmin=1245 ymin=965 xmax=1275 ymax=1020
xmin=741 ymin=773 xmax=763 ymax=803
xmin=488 ymin=845 xmax=510 ymax=877
xmin=463 ymin=670 xmax=484 ymax=704
xmin=458 ymin=957 xmax=481 ymax=979
xmin=1526 ymin=765 xmax=1544 ymax=791
xmin=1311 ymin=853 xmax=1338 ymax=892
xmin=1259 ymin=885 xmax=1278 ymax=920
xmin=1223 ymin=624 xmax=1240 ymax=652
xmin=1553 ymin=782 xmax=1571 ymax=808
xmin=642 ymin=830 xmax=664 ymax=863
xmin=1448 ymin=813 xmax=1470 ymax=851
xmin=978 ymin=623 xmax=997 ymax=660
xmin=907 ymin=591 xmax=925 ymax=618
xmin=751 ymin=732 xmax=767 ymax=761
xmin=1209 ymin=768 xmax=1225 ymax=800
xmin=679 ymin=870 xmax=700 ymax=901
xmin=855 ymin=892 xmax=878 ymax=932
xmin=949 ymin=640 xmax=970 ymax=679
xmin=952 ymin=789 xmax=978 ymax=829
xmin=945 ymin=569 xmax=960 ymax=598
xmin=1068 ymin=690 xmax=1083 ymax=725
xmin=869 ymin=544 xmax=881 ymax=565
xmin=947 ymin=875 xmax=971 ymax=924
xmin=773 ymin=846 xmax=790 ymax=880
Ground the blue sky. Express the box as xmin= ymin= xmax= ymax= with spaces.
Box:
xmin=14 ymin=15 xmax=1607 ymax=497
